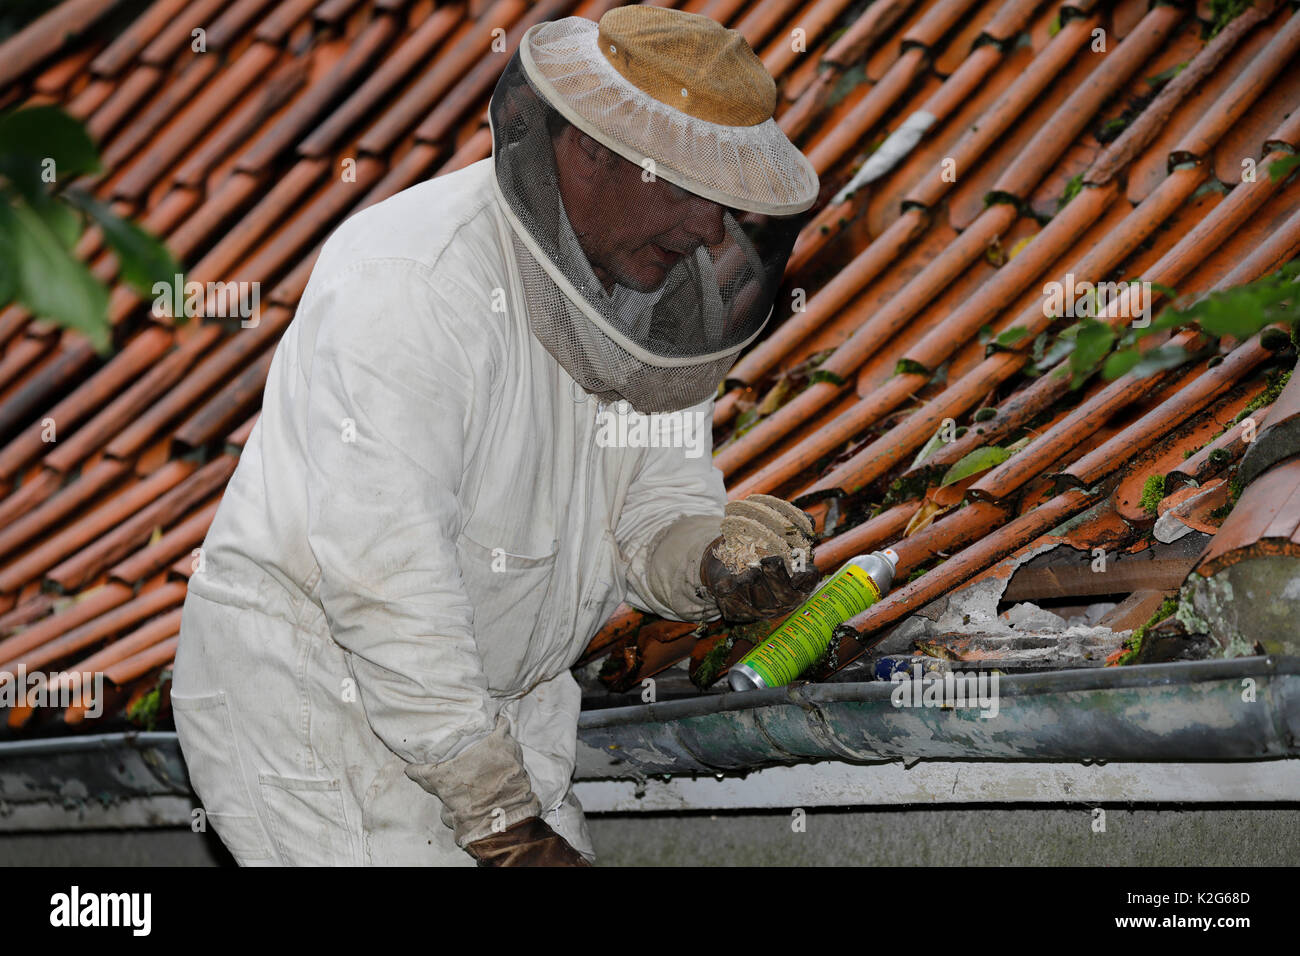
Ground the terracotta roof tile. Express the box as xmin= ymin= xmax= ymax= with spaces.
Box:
xmin=0 ymin=462 xmax=133 ymax=574
xmin=64 ymin=76 xmax=117 ymax=120
xmin=0 ymin=582 xmax=135 ymax=667
xmin=32 ymin=46 xmax=101 ymax=97
xmin=1172 ymin=10 xmax=1300 ymax=166
xmin=355 ymin=1 xmax=530 ymax=156
xmin=928 ymin=0 xmax=1005 ymax=77
xmin=0 ymin=470 xmax=63 ymax=535
xmin=225 ymin=412 xmax=260 ymax=448
xmin=172 ymin=350 xmax=276 ymax=449
xmin=1237 ymin=353 xmax=1300 ymax=486
xmin=86 ymin=64 xmax=167 ymax=145
xmin=0 ymin=582 xmax=186 ymax=675
xmin=55 ymin=608 xmax=182 ymax=693
xmin=860 ymin=44 xmax=1018 ymax=236
xmin=42 ymin=327 xmax=222 ymax=473
xmin=760 ymin=0 xmax=856 ymax=79
xmin=1170 ymin=404 xmax=1271 ymax=490
xmin=46 ymin=454 xmax=236 ymax=592
xmin=102 ymin=633 xmax=179 ymax=685
xmin=234 ymin=13 xmax=400 ymax=174
xmin=912 ymin=14 xmax=1104 ymax=212
xmin=89 ymin=0 xmax=190 ymax=77
xmin=1212 ymin=67 xmax=1300 ymax=186
xmin=0 ymin=460 xmax=196 ymax=594
xmin=108 ymin=498 xmax=222 ymax=585
xmin=114 ymin=44 xmax=284 ymax=202
xmin=1196 ymin=458 xmax=1300 ymax=575
xmin=0 ymin=327 xmax=173 ymax=481
xmin=0 ymin=0 xmax=121 ymax=89
xmin=1122 ymin=4 xmax=1285 ymax=202
xmin=313 ymin=0 xmax=369 ymax=25
xmin=175 ymin=59 xmax=311 ymax=188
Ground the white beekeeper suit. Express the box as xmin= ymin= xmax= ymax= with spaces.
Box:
xmin=172 ymin=6 xmax=817 ymax=866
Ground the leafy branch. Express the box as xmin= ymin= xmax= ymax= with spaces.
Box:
xmin=0 ymin=105 xmax=182 ymax=353
xmin=1089 ymin=262 xmax=1300 ymax=384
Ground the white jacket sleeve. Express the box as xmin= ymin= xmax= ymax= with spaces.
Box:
xmin=301 ymin=258 xmax=538 ymax=844
xmin=615 ymin=398 xmax=728 ymax=621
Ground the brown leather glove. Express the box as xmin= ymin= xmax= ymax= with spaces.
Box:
xmin=464 ymin=816 xmax=592 ymax=867
xmin=699 ymin=494 xmax=822 ymax=623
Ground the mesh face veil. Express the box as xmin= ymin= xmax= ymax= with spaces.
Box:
xmin=488 ymin=17 xmax=817 ymax=414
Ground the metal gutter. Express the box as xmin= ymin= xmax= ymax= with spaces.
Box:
xmin=0 ymin=657 xmax=1295 ymax=830
xmin=577 ymin=656 xmax=1300 ymax=775
xmin=0 ymin=731 xmax=191 ymax=830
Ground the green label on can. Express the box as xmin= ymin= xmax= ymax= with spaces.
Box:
xmin=738 ymin=564 xmax=882 ymax=688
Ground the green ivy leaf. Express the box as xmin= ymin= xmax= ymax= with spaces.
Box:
xmin=1190 ymin=293 xmax=1270 ymax=340
xmin=0 ymin=106 xmax=101 ymax=202
xmin=1102 ymin=349 xmax=1142 ymax=379
xmin=910 ymin=426 xmax=949 ymax=471
xmin=64 ymin=189 xmax=182 ymax=300
xmin=1038 ymin=323 xmax=1080 ymax=370
xmin=7 ymin=199 xmax=109 ymax=352
xmin=995 ymin=326 xmax=1031 ymax=347
xmin=1069 ymin=318 xmax=1115 ymax=387
xmin=1125 ymin=344 xmax=1195 ymax=378
xmin=940 ymin=445 xmax=1013 ymax=486
xmin=35 ymin=195 xmax=80 ymax=249
xmin=1134 ymin=305 xmax=1187 ymax=338
xmin=0 ymin=209 xmax=15 ymax=307
xmin=1268 ymin=155 xmax=1300 ymax=183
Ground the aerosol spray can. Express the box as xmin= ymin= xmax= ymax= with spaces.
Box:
xmin=728 ymin=549 xmax=899 ymax=691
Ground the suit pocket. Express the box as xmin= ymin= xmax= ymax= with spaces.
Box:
xmin=457 ymin=532 xmax=559 ymax=684
xmin=172 ymin=691 xmax=272 ymax=861
xmin=258 ymin=773 xmax=355 ymax=866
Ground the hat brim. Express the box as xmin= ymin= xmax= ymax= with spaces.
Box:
xmin=520 ymin=18 xmax=820 ymax=217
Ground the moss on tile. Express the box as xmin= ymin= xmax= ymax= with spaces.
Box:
xmin=127 ymin=685 xmax=163 ymax=730
xmin=1208 ymin=475 xmax=1244 ymax=522
xmin=1235 ymin=369 xmax=1290 ymax=422
xmin=883 ymin=471 xmax=933 ymax=505
xmin=907 ymin=557 xmax=946 ymax=584
xmin=1205 ymin=0 xmax=1253 ymax=39
xmin=1058 ymin=173 xmax=1084 ymax=211
xmin=691 ymin=635 xmax=735 ymax=690
xmin=1140 ymin=474 xmax=1166 ymax=516
xmin=1112 ymin=597 xmax=1178 ymax=665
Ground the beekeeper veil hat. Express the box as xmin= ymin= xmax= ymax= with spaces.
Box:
xmin=489 ymin=6 xmax=819 ymax=413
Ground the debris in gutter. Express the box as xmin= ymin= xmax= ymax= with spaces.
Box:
xmin=690 ymin=632 xmax=736 ymax=690
xmin=900 ymin=598 xmax=1128 ymax=669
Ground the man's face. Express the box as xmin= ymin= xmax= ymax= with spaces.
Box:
xmin=553 ymin=126 xmax=728 ymax=293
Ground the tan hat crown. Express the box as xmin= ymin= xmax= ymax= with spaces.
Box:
xmin=597 ymin=6 xmax=777 ymax=127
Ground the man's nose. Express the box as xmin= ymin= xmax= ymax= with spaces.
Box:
xmin=681 ymin=195 xmax=726 ymax=247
